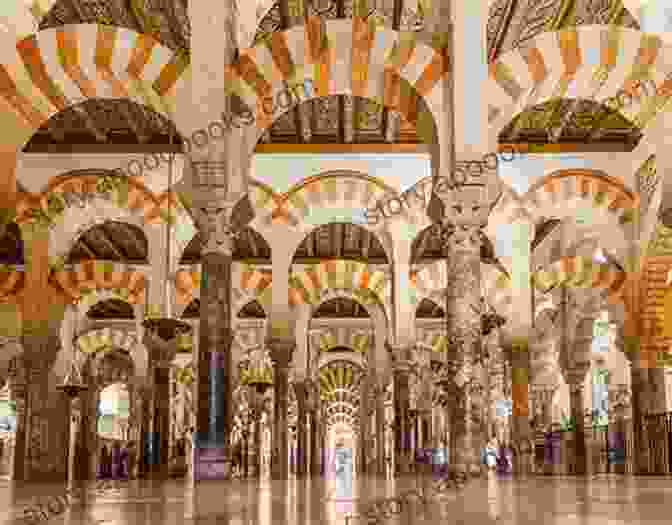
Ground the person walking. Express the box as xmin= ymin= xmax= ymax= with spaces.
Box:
xmin=111 ymin=441 xmax=121 ymax=479
xmin=126 ymin=441 xmax=137 ymax=480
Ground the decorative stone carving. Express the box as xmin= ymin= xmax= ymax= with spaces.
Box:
xmin=193 ymin=204 xmax=238 ymax=256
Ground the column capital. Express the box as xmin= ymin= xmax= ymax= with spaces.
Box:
xmin=267 ymin=338 xmax=295 ymax=367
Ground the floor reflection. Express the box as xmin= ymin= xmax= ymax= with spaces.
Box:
xmin=3 ymin=474 xmax=672 ymax=524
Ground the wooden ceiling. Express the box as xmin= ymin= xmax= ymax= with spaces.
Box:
xmin=23 ymin=0 xmax=642 ymax=153
xmin=292 ymin=222 xmax=388 ymax=264
xmin=68 ymin=221 xmax=149 ymax=264
xmin=314 ymin=297 xmax=370 ymax=318
xmin=416 ymin=298 xmax=445 ymax=319
xmin=87 ymin=298 xmax=135 ymax=319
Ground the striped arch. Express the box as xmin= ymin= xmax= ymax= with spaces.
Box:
xmin=0 ymin=267 xmax=25 ymax=299
xmin=312 ymin=329 xmax=372 ymax=354
xmin=523 ymin=170 xmax=638 ymax=230
xmin=418 ymin=331 xmax=448 ymax=353
xmin=75 ymin=288 xmax=136 ymax=320
xmin=289 ymin=260 xmax=391 ymax=313
xmin=50 ymin=261 xmax=148 ymax=304
xmin=412 ymin=260 xmax=512 ymax=316
xmin=0 ymin=24 xmax=189 ymax=152
xmin=230 ymin=19 xmax=447 ymax=163
xmin=277 ymin=171 xmax=394 ymax=231
xmin=13 ymin=173 xmax=163 ymax=268
xmin=487 ymin=25 xmax=672 ymax=237
xmin=174 ymin=265 xmax=272 ymax=314
xmin=1 ymin=2 xmax=59 ymax=40
xmin=533 ymin=255 xmax=627 ymax=302
xmin=74 ymin=326 xmax=147 ymax=379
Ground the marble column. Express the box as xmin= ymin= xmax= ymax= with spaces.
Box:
xmin=359 ymin=375 xmax=370 ymax=475
xmin=293 ymin=381 xmax=308 ymax=476
xmin=191 ymin=210 xmax=238 ymax=480
xmin=373 ymin=377 xmax=386 ymax=476
xmin=310 ymin=390 xmax=321 ymax=477
xmin=20 ymin=334 xmax=70 ymax=482
xmin=563 ymin=365 xmax=590 ymax=475
xmin=389 ymin=354 xmax=412 ymax=475
xmin=268 ymin=339 xmax=293 ymax=480
xmin=151 ymin=362 xmax=171 ymax=477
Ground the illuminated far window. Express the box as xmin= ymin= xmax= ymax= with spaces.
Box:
xmin=591 ymin=311 xmax=610 ymax=353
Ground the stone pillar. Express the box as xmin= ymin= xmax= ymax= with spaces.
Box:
xmin=136 ymin=385 xmax=152 ymax=478
xmin=20 ymin=334 xmax=70 ymax=482
xmin=151 ymin=362 xmax=171 ymax=477
xmin=268 ymin=339 xmax=293 ymax=480
xmin=389 ymin=351 xmax=412 ymax=475
xmin=293 ymin=381 xmax=308 ymax=476
xmin=310 ymin=402 xmax=321 ymax=477
xmin=505 ymin=338 xmax=533 ymax=477
xmin=372 ymin=377 xmax=386 ymax=476
xmin=430 ymin=155 xmax=501 ymax=481
xmin=563 ymin=365 xmax=590 ymax=475
xmin=191 ymin=207 xmax=238 ymax=480
xmin=8 ymin=356 xmax=27 ymax=481
xmin=359 ymin=375 xmax=370 ymax=476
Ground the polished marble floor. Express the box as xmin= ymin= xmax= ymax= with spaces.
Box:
xmin=2 ymin=472 xmax=672 ymax=524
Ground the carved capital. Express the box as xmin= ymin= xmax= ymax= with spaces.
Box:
xmin=193 ymin=203 xmax=239 ymax=256
xmin=267 ymin=338 xmax=295 ymax=368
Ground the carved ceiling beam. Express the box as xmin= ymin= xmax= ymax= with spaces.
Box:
xmin=118 ymin=104 xmax=150 ymax=144
xmin=94 ymin=227 xmax=126 ymax=260
xmin=75 ymin=237 xmax=99 ymax=260
xmin=343 ymin=96 xmax=355 ymax=143
xmin=487 ymin=0 xmax=518 ymax=63
xmin=361 ymin=230 xmax=371 ymax=259
xmin=334 ymin=223 xmax=344 ymax=259
xmin=73 ymin=105 xmax=107 ymax=143
xmin=116 ymin=223 xmax=147 ymax=260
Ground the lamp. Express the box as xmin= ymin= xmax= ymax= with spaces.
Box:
xmin=58 ymin=304 xmax=88 ymax=398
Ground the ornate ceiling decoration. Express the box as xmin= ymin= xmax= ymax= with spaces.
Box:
xmin=68 ymin=221 xmax=149 ymax=264
xmin=293 ymin=222 xmax=389 ymax=264
xmin=40 ymin=0 xmax=190 ymax=53
xmin=23 ymin=99 xmax=181 ymax=153
xmin=416 ymin=298 xmax=445 ymax=319
xmin=499 ymin=98 xmax=642 ymax=147
xmin=87 ymin=298 xmax=135 ymax=319
xmin=487 ymin=0 xmax=639 ymax=63
xmin=314 ymin=297 xmax=370 ymax=318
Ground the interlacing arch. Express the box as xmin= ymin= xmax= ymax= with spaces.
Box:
xmin=313 ymin=330 xmax=371 ymax=354
xmin=533 ymin=255 xmax=627 ymax=302
xmin=0 ymin=266 xmax=25 ymax=300
xmin=276 ymin=171 xmax=395 ymax=231
xmin=486 ymin=25 xmax=672 ymax=238
xmin=229 ymin=19 xmax=446 ymax=162
xmin=0 ymin=24 xmax=189 ymax=152
xmin=289 ymin=260 xmax=391 ymax=312
xmin=50 ymin=261 xmax=148 ymax=304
